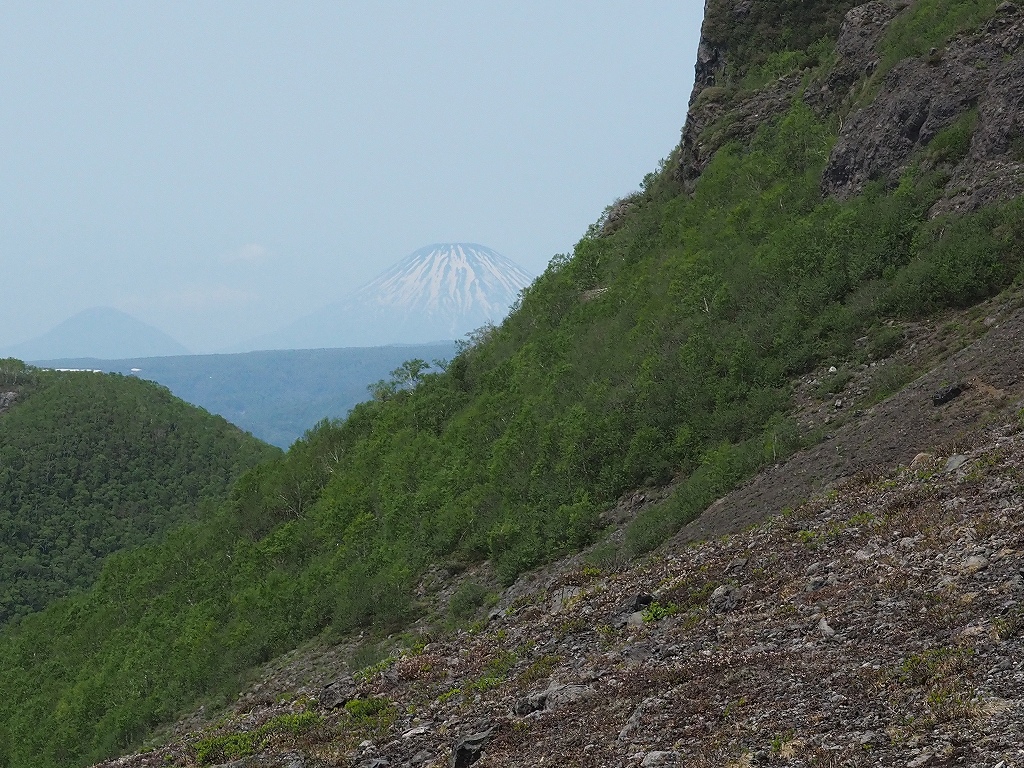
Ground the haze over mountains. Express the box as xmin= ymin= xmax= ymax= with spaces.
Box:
xmin=3 ymin=244 xmax=532 ymax=361
xmin=4 ymin=245 xmax=525 ymax=445
xmin=247 ymin=243 xmax=533 ymax=350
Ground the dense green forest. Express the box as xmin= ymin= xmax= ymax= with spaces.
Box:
xmin=0 ymin=360 xmax=278 ymax=624
xmin=2 ymin=2 xmax=1022 ymax=766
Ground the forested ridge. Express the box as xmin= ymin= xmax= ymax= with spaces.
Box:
xmin=0 ymin=360 xmax=279 ymax=624
xmin=2 ymin=1 xmax=1024 ymax=765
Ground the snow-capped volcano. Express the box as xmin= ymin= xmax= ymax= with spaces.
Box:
xmin=354 ymin=243 xmax=531 ymax=324
xmin=249 ymin=244 xmax=533 ymax=350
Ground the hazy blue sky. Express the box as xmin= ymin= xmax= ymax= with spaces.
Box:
xmin=0 ymin=1 xmax=704 ymax=353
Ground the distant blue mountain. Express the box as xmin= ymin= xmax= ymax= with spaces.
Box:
xmin=1 ymin=307 xmax=188 ymax=360
xmin=33 ymin=343 xmax=457 ymax=448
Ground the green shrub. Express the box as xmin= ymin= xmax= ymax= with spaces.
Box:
xmin=520 ymin=654 xmax=560 ymax=684
xmin=642 ymin=601 xmax=678 ymax=622
xmin=898 ymin=647 xmax=972 ymax=687
xmin=739 ymin=39 xmax=835 ymax=91
xmin=924 ymin=110 xmax=978 ymax=167
xmin=193 ymin=712 xmax=319 ymax=766
xmin=351 ymin=648 xmax=396 ymax=681
xmin=584 ymin=540 xmax=624 ymax=572
xmin=818 ymin=370 xmax=853 ymax=397
xmin=449 ymin=581 xmax=489 ymax=620
xmin=879 ymin=0 xmax=1000 ymax=74
xmin=466 ymin=651 xmax=518 ymax=693
xmin=867 ymin=325 xmax=905 ymax=360
xmin=344 ymin=698 xmax=392 ymax=720
xmin=868 ymin=364 xmax=916 ymax=403
xmin=884 ymin=200 xmax=1024 ymax=314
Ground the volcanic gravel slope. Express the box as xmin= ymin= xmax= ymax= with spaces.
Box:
xmin=94 ymin=415 xmax=1024 ymax=768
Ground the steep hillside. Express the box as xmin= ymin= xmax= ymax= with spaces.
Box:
xmin=0 ymin=359 xmax=278 ymax=624
xmin=1 ymin=0 xmax=1024 ymax=766
xmin=89 ymin=419 xmax=1024 ymax=767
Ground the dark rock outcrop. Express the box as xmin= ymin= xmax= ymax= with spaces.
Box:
xmin=597 ymin=197 xmax=638 ymax=236
xmin=822 ymin=55 xmax=984 ymax=196
xmin=676 ymin=0 xmax=1024 ymax=214
xmin=929 ymin=42 xmax=1024 ymax=216
xmin=823 ymin=3 xmax=1024 ymax=213
xmin=0 ymin=391 xmax=17 ymax=414
xmin=677 ymin=75 xmax=804 ymax=190
xmin=675 ymin=0 xmax=862 ymax=190
xmin=450 ymin=728 xmax=494 ymax=768
xmin=807 ymin=0 xmax=909 ymax=112
xmin=318 ymin=677 xmax=355 ymax=710
xmin=513 ymin=681 xmax=596 ymax=715
xmin=932 ymin=383 xmax=964 ymax=407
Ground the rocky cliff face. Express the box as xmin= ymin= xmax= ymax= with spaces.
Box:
xmin=678 ymin=0 xmax=1024 ymax=219
xmin=824 ymin=1 xmax=1024 ymax=215
xmin=675 ymin=0 xmax=861 ymax=189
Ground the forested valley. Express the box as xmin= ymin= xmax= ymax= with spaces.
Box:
xmin=0 ymin=360 xmax=277 ymax=625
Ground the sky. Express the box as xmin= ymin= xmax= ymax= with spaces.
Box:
xmin=0 ymin=1 xmax=705 ymax=353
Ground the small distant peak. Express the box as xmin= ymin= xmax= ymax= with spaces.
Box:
xmin=2 ymin=306 xmax=189 ymax=361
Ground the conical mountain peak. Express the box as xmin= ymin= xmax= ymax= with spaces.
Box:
xmin=248 ymin=243 xmax=533 ymax=351
xmin=354 ymin=243 xmax=533 ymax=320
xmin=1 ymin=307 xmax=189 ymax=361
